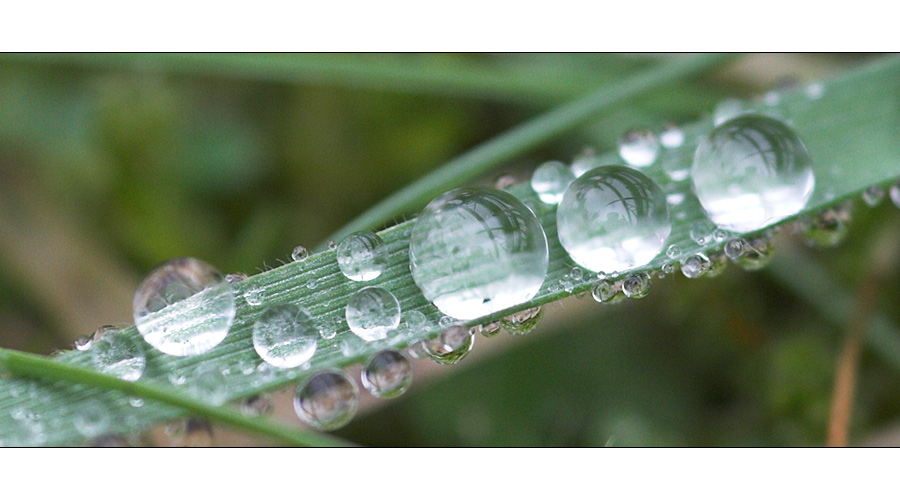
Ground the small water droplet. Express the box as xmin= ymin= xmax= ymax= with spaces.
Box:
xmin=557 ymin=165 xmax=670 ymax=273
xmin=241 ymin=394 xmax=274 ymax=417
xmin=252 ymin=304 xmax=318 ymax=369
xmin=481 ymin=320 xmax=502 ymax=338
xmin=501 ymin=306 xmax=543 ymax=335
xmin=327 ymin=240 xmax=338 ymax=250
xmin=704 ymin=253 xmax=728 ymax=278
xmin=713 ymin=98 xmax=746 ymax=125
xmin=291 ymin=245 xmax=309 ymax=262
xmin=666 ymin=244 xmax=682 ymax=259
xmin=405 ymin=310 xmax=427 ymax=332
xmin=724 ymin=239 xmax=745 ymax=260
xmin=294 ymin=370 xmax=358 ymax=431
xmin=90 ymin=326 xmax=146 ymax=382
xmin=494 ymin=174 xmax=517 ymax=190
xmin=345 ymin=286 xmax=401 ymax=342
xmin=168 ymin=368 xmax=188 ymax=386
xmin=129 ymin=397 xmax=144 ymax=408
xmin=618 ymin=128 xmax=660 ymax=167
xmin=531 ymin=161 xmax=575 ymax=205
xmin=805 ymin=82 xmax=825 ymax=100
xmin=191 ymin=364 xmax=228 ymax=406
xmin=692 ymin=114 xmax=814 ymax=232
xmin=362 ymin=350 xmax=412 ymax=398
xmin=225 ymin=273 xmax=248 ymax=284
xmin=318 ymin=317 xmax=338 ymax=340
xmin=243 ymin=283 xmax=265 ymax=306
xmin=438 ymin=315 xmax=455 ymax=328
xmin=690 ymin=220 xmax=717 ymax=245
xmin=133 ymin=258 xmax=236 ymax=357
xmin=591 ymin=280 xmax=625 ymax=304
xmin=570 ymin=267 xmax=584 ymax=281
xmin=796 ymin=202 xmax=851 ymax=248
xmin=862 ymin=185 xmax=886 ymax=207
xmin=410 ymin=187 xmax=549 ymax=320
xmin=425 ymin=324 xmax=475 ymax=365
xmin=305 ymin=278 xmax=318 ymax=290
xmin=74 ymin=405 xmax=110 ymax=437
xmin=336 ymin=231 xmax=387 ymax=282
xmin=407 ymin=340 xmax=428 ymax=359
xmin=734 ymin=235 xmax=774 ymax=271
xmin=622 ymin=272 xmax=651 ymax=299
xmin=660 ymin=123 xmax=685 ymax=149
xmin=74 ymin=336 xmax=92 ymax=351
xmin=570 ymin=148 xmax=600 ymax=178
xmin=681 ymin=253 xmax=710 ymax=279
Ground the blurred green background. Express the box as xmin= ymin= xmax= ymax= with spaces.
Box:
xmin=1 ymin=53 xmax=899 ymax=446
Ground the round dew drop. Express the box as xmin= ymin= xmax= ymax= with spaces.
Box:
xmin=557 ymin=165 xmax=671 ymax=274
xmin=409 ymin=187 xmax=549 ymax=320
xmin=90 ymin=325 xmax=146 ymax=382
xmin=425 ymin=324 xmax=475 ymax=365
xmin=531 ymin=161 xmax=575 ymax=205
xmin=618 ymin=128 xmax=660 ymax=167
xmin=361 ymin=350 xmax=413 ymax=398
xmin=133 ymin=258 xmax=235 ymax=357
xmin=571 ymin=148 xmax=600 ymax=178
xmin=500 ymin=306 xmax=543 ymax=335
xmin=294 ymin=370 xmax=359 ymax=431
xmin=691 ymin=114 xmax=815 ymax=233
xmin=336 ymin=231 xmax=387 ymax=281
xmin=345 ymin=286 xmax=401 ymax=342
xmin=291 ymin=245 xmax=309 ymax=262
xmin=252 ymin=304 xmax=318 ymax=369
xmin=622 ymin=272 xmax=651 ymax=299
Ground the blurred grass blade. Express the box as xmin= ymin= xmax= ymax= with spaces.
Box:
xmin=317 ymin=53 xmax=735 ymax=249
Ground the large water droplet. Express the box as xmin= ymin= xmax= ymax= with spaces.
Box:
xmin=557 ymin=165 xmax=670 ymax=273
xmin=692 ymin=114 xmax=814 ymax=232
xmin=409 ymin=187 xmax=548 ymax=320
xmin=531 ymin=161 xmax=575 ymax=205
xmin=133 ymin=258 xmax=235 ymax=357
xmin=618 ymin=129 xmax=660 ymax=167
xmin=336 ymin=231 xmax=387 ymax=281
xmin=501 ymin=306 xmax=543 ymax=335
xmin=252 ymin=304 xmax=318 ymax=369
xmin=345 ymin=286 xmax=401 ymax=342
xmin=293 ymin=370 xmax=358 ymax=431
xmin=90 ymin=325 xmax=146 ymax=382
xmin=361 ymin=350 xmax=412 ymax=398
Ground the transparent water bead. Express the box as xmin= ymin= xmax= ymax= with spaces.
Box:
xmin=660 ymin=123 xmax=685 ymax=149
xmin=291 ymin=245 xmax=309 ymax=262
xmin=591 ymin=280 xmax=624 ymax=304
xmin=571 ymin=148 xmax=600 ymax=178
xmin=681 ymin=253 xmax=710 ymax=279
xmin=531 ymin=161 xmax=575 ymax=204
xmin=501 ymin=306 xmax=543 ymax=335
xmin=734 ymin=235 xmax=774 ymax=271
xmin=90 ymin=325 xmax=146 ymax=382
xmin=252 ymin=304 xmax=318 ymax=369
xmin=692 ymin=114 xmax=815 ymax=233
xmin=74 ymin=406 xmax=110 ymax=438
xmin=294 ymin=370 xmax=359 ymax=431
xmin=133 ymin=258 xmax=235 ymax=357
xmin=797 ymin=202 xmax=851 ymax=248
xmin=890 ymin=182 xmax=900 ymax=209
xmin=336 ymin=231 xmax=387 ymax=281
xmin=622 ymin=272 xmax=651 ymax=299
xmin=481 ymin=320 xmax=502 ymax=338
xmin=862 ymin=186 xmax=886 ymax=207
xmin=409 ymin=187 xmax=549 ymax=320
xmin=191 ymin=364 xmax=228 ymax=406
xmin=425 ymin=324 xmax=475 ymax=365
xmin=690 ymin=220 xmax=717 ymax=245
xmin=557 ymin=165 xmax=670 ymax=273
xmin=345 ymin=286 xmax=401 ymax=342
xmin=618 ymin=128 xmax=660 ymax=167
xmin=713 ymin=98 xmax=747 ymax=125
xmin=361 ymin=350 xmax=412 ymax=398
xmin=241 ymin=394 xmax=274 ymax=417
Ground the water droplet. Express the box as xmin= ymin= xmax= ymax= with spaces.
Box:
xmin=692 ymin=114 xmax=815 ymax=232
xmin=74 ymin=405 xmax=110 ymax=437
xmin=291 ymin=245 xmax=309 ymax=262
xmin=562 ymin=279 xmax=575 ymax=293
xmin=133 ymin=258 xmax=236 ymax=357
xmin=407 ymin=340 xmax=428 ymax=359
xmin=361 ymin=350 xmax=412 ymax=398
xmin=704 ymin=253 xmax=728 ymax=278
xmin=570 ymin=267 xmax=584 ymax=281
xmin=724 ymin=239 xmax=745 ymax=259
xmin=191 ymin=364 xmax=228 ymax=406
xmin=557 ymin=165 xmax=670 ymax=273
xmin=294 ymin=370 xmax=358 ymax=431
xmin=890 ymin=182 xmax=900 ymax=209
xmin=494 ymin=174 xmax=517 ymax=190
xmin=410 ymin=187 xmax=549 ymax=320
xmin=336 ymin=231 xmax=387 ymax=282
xmin=225 ymin=273 xmax=247 ymax=284
xmin=681 ymin=253 xmax=710 ymax=279
xmin=73 ymin=336 xmax=92 ymax=351
xmin=862 ymin=185 xmax=885 ymax=207
xmin=805 ymin=82 xmax=825 ymax=100
xmin=797 ymin=202 xmax=851 ymax=248
xmin=438 ymin=315 xmax=455 ymax=328
xmin=570 ymin=148 xmax=600 ymax=178
xmin=734 ymin=235 xmax=774 ymax=271
xmin=531 ymin=161 xmax=575 ymax=205
xmin=252 ymin=304 xmax=318 ymax=369
xmin=481 ymin=321 xmax=502 ymax=338
xmin=666 ymin=244 xmax=682 ymax=259
xmin=501 ymin=306 xmax=543 ymax=335
xmin=618 ymin=129 xmax=660 ymax=167
xmin=305 ymin=278 xmax=318 ymax=290
xmin=660 ymin=143 xmax=693 ymax=182
xmin=327 ymin=240 xmax=338 ymax=250
xmin=90 ymin=326 xmax=146 ymax=382
xmin=405 ymin=310 xmax=427 ymax=332
xmin=660 ymin=123 xmax=685 ymax=149
xmin=241 ymin=394 xmax=274 ymax=417
xmin=318 ymin=317 xmax=338 ymax=340
xmin=591 ymin=280 xmax=624 ymax=304
xmin=622 ymin=272 xmax=651 ymax=299
xmin=345 ymin=286 xmax=401 ymax=342
xmin=713 ymin=98 xmax=746 ymax=125
xmin=425 ymin=324 xmax=475 ymax=365
xmin=243 ymin=283 xmax=266 ymax=306
xmin=168 ymin=367 xmax=188 ymax=386
xmin=690 ymin=220 xmax=717 ymax=245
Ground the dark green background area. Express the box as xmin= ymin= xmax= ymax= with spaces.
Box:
xmin=1 ymin=53 xmax=897 ymax=446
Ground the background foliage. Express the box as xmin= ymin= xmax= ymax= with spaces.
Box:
xmin=1 ymin=53 xmax=898 ymax=446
